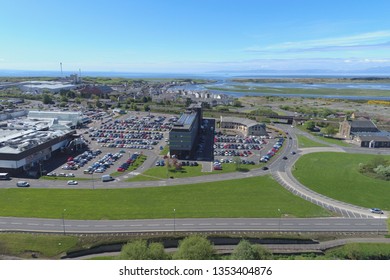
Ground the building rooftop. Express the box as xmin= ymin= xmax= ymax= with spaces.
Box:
xmin=220 ymin=116 xmax=259 ymax=128
xmin=350 ymin=119 xmax=379 ymax=131
xmin=172 ymin=113 xmax=197 ymax=130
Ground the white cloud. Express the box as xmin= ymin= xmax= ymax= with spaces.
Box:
xmin=246 ymin=30 xmax=390 ymax=54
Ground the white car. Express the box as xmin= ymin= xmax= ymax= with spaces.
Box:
xmin=16 ymin=181 xmax=30 ymax=187
xmin=67 ymin=180 xmax=78 ymax=185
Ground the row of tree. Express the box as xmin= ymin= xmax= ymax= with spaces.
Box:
xmin=119 ymin=235 xmax=273 ymax=260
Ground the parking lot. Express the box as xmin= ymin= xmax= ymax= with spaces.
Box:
xmin=43 ymin=112 xmax=176 ymax=182
xmin=212 ymin=129 xmax=285 ymax=170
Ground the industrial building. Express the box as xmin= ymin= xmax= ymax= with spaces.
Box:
xmin=0 ymin=111 xmax=86 ymax=176
xmin=339 ymin=116 xmax=390 ymax=148
xmin=219 ymin=116 xmax=267 ymax=137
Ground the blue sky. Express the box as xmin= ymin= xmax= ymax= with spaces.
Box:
xmin=1 ymin=0 xmax=390 ymax=73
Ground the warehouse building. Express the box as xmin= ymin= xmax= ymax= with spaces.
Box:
xmin=0 ymin=111 xmax=86 ymax=176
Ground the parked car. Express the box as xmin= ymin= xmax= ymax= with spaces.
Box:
xmin=67 ymin=180 xmax=78 ymax=185
xmin=16 ymin=181 xmax=30 ymax=187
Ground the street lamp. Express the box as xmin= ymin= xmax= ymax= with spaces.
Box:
xmin=91 ymin=172 xmax=95 ymax=189
xmin=173 ymin=208 xmax=176 ymax=234
xmin=62 ymin=209 xmax=66 ymax=235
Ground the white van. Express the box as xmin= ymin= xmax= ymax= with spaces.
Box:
xmin=101 ymin=175 xmax=113 ymax=182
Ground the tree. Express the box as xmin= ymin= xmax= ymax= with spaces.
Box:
xmin=42 ymin=94 xmax=54 ymax=104
xmin=231 ymin=240 xmax=257 ymax=260
xmin=173 ymin=236 xmax=215 ymax=260
xmin=233 ymin=156 xmax=242 ymax=171
xmin=321 ymin=125 xmax=337 ymax=136
xmin=231 ymin=240 xmax=272 ymax=260
xmin=119 ymin=240 xmax=169 ymax=260
xmin=119 ymin=240 xmax=149 ymax=260
xmin=233 ymin=99 xmax=242 ymax=107
xmin=144 ymin=104 xmax=150 ymax=111
xmin=148 ymin=242 xmax=169 ymax=260
xmin=304 ymin=121 xmax=315 ymax=131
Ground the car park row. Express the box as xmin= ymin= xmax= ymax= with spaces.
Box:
xmin=260 ymin=138 xmax=284 ymax=163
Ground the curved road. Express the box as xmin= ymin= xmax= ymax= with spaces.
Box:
xmin=1 ymin=124 xmax=389 ymax=234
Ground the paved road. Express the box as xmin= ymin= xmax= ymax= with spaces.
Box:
xmin=0 ymin=217 xmax=387 ymax=234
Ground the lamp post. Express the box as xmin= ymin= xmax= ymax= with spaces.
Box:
xmin=277 ymin=208 xmax=281 ymax=234
xmin=62 ymin=209 xmax=66 ymax=235
xmin=173 ymin=208 xmax=176 ymax=235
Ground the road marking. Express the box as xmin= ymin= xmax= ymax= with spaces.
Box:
xmin=11 ymin=223 xmax=22 ymax=225
xmin=147 ymin=224 xmax=160 ymax=227
xmin=130 ymin=224 xmax=142 ymax=227
xmin=250 ymin=223 xmax=262 ymax=226
xmin=315 ymin=223 xmax=330 ymax=226
xmin=112 ymin=225 xmax=126 ymax=227
xmin=334 ymin=223 xmax=348 ymax=226
xmin=199 ymin=223 xmax=211 ymax=226
xmin=43 ymin=224 xmax=55 ymax=226
xmin=298 ymin=223 xmax=310 ymax=226
xmin=282 ymin=223 xmax=294 ymax=226
xmin=215 ymin=223 xmax=228 ymax=226
xmin=94 ymin=225 xmax=107 ymax=228
xmin=27 ymin=223 xmax=39 ymax=226
xmin=234 ymin=223 xmax=245 ymax=226
xmin=182 ymin=224 xmax=194 ymax=226
xmin=76 ymin=225 xmax=89 ymax=227
xmin=266 ymin=223 xmax=278 ymax=226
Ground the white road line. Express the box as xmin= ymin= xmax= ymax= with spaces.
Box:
xmin=199 ymin=223 xmax=211 ymax=226
xmin=94 ymin=225 xmax=107 ymax=228
xmin=234 ymin=223 xmax=245 ymax=226
xmin=76 ymin=225 xmax=89 ymax=227
xmin=215 ymin=223 xmax=228 ymax=226
xmin=11 ymin=223 xmax=22 ymax=225
xmin=298 ymin=223 xmax=310 ymax=226
xmin=250 ymin=223 xmax=262 ymax=226
xmin=130 ymin=224 xmax=142 ymax=227
xmin=182 ymin=224 xmax=194 ymax=226
xmin=43 ymin=224 xmax=55 ymax=226
xmin=112 ymin=225 xmax=126 ymax=227
xmin=266 ymin=223 xmax=278 ymax=226
xmin=315 ymin=223 xmax=330 ymax=226
xmin=282 ymin=223 xmax=294 ymax=226
xmin=147 ymin=224 xmax=160 ymax=227
xmin=27 ymin=223 xmax=39 ymax=226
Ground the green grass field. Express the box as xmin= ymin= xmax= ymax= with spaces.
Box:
xmin=127 ymin=162 xmax=261 ymax=182
xmin=0 ymin=176 xmax=331 ymax=220
xmin=314 ymin=136 xmax=352 ymax=147
xmin=296 ymin=134 xmax=329 ymax=148
xmin=0 ymin=233 xmax=79 ymax=258
xmin=293 ymin=152 xmax=390 ymax=210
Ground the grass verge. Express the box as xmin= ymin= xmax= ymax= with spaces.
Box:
xmin=0 ymin=176 xmax=331 ymax=220
xmin=296 ymin=134 xmax=329 ymax=148
xmin=293 ymin=152 xmax=390 ymax=210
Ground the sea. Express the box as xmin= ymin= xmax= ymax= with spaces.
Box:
xmin=1 ymin=70 xmax=390 ymax=100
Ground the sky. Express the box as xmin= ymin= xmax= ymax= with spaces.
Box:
xmin=1 ymin=0 xmax=390 ymax=74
